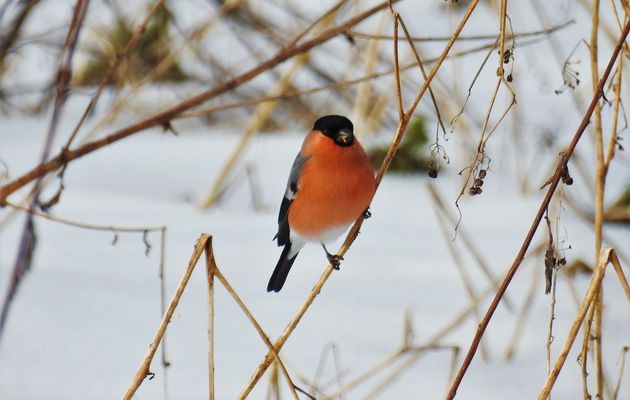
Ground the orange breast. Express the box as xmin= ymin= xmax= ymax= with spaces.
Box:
xmin=288 ymin=131 xmax=375 ymax=239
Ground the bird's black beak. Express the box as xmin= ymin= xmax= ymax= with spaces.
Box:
xmin=336 ymin=129 xmax=353 ymax=146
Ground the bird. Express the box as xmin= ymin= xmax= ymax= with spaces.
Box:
xmin=267 ymin=115 xmax=376 ymax=292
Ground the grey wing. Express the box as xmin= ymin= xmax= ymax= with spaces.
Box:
xmin=275 ymin=152 xmax=308 ymax=246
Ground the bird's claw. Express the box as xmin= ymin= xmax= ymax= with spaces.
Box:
xmin=327 ymin=253 xmax=343 ymax=270
xmin=363 ymin=209 xmax=372 ymax=219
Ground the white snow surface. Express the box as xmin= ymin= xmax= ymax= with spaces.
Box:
xmin=1 ymin=121 xmax=628 ymax=400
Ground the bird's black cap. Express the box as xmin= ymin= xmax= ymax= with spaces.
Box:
xmin=313 ymin=115 xmax=354 ymax=146
xmin=313 ymin=115 xmax=353 ymax=134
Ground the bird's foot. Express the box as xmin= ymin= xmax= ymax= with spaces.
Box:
xmin=322 ymin=244 xmax=343 ymax=269
xmin=363 ymin=208 xmax=372 ymax=219
xmin=327 ymin=253 xmax=343 ymax=270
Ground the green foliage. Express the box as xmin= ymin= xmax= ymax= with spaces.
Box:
xmin=368 ymin=115 xmax=430 ymax=173
xmin=605 ymin=184 xmax=630 ymax=224
xmin=613 ymin=185 xmax=630 ymax=206
xmin=74 ymin=4 xmax=187 ymax=86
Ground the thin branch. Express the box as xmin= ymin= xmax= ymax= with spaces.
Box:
xmin=538 ymin=249 xmax=608 ymax=399
xmin=4 ymin=200 xmax=164 ymax=232
xmin=209 ymin=254 xmax=301 ymax=400
xmin=123 ymin=234 xmax=209 ymax=399
xmin=204 ymin=240 xmax=215 ymax=400
xmin=345 ymin=20 xmax=573 ymax=42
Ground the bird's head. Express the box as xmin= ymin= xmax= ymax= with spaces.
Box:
xmin=313 ymin=115 xmax=354 ymax=147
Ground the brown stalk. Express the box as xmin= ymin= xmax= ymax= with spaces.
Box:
xmin=123 ymin=234 xmax=209 ymax=399
xmin=589 ymin=1 xmax=606 ymax=397
xmin=0 ymin=0 xmax=396 ymax=202
xmin=204 ymin=241 xmax=215 ymax=399
xmin=580 ymin=295 xmax=596 ymax=399
xmin=605 ymin=50 xmax=623 ymax=169
xmin=395 ymin=14 xmax=448 ymax=139
xmin=209 ymin=256 xmax=302 ymax=400
xmin=158 ymin=226 xmax=169 ymax=398
xmin=345 ymin=20 xmax=573 ymax=42
xmin=497 ymin=0 xmax=507 ymax=79
xmin=613 ymin=346 xmax=629 ymax=400
xmin=4 ymin=200 xmax=164 ymax=233
xmin=237 ymin=1 xmax=481 ymax=397
xmin=538 ymin=248 xmax=630 ymax=399
xmin=446 ymin=18 xmax=630 ymax=400
xmin=538 ymin=251 xmax=605 ymax=400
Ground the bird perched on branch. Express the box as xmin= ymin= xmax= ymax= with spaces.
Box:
xmin=268 ymin=115 xmax=375 ymax=292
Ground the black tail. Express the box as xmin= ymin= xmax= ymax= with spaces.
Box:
xmin=267 ymin=244 xmax=299 ymax=292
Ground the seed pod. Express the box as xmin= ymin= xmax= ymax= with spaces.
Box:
xmin=428 ymin=168 xmax=438 ymax=179
xmin=474 ymin=178 xmax=484 ymax=187
xmin=478 ymin=169 xmax=487 ymax=179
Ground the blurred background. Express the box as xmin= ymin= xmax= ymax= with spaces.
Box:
xmin=0 ymin=0 xmax=629 ymax=399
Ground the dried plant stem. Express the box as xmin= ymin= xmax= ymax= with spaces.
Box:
xmin=4 ymin=200 xmax=164 ymax=233
xmin=346 ymin=20 xmax=572 ymax=42
xmin=605 ymin=52 xmax=623 ymax=168
xmin=238 ymin=2 xmax=481 ymax=397
xmin=123 ymin=234 xmax=209 ymax=399
xmin=497 ymin=0 xmax=507 ymax=78
xmin=395 ymin=14 xmax=448 ymax=137
xmin=538 ymin=248 xmax=630 ymax=399
xmin=204 ymin=241 xmax=215 ymax=400
xmin=158 ymin=226 xmax=169 ymax=399
xmin=546 ymin=258 xmax=559 ymax=380
xmin=589 ymin=1 xmax=605 ymax=397
xmin=613 ymin=346 xmax=629 ymax=400
xmin=210 ymin=259 xmax=301 ymax=400
xmin=580 ymin=299 xmax=596 ymax=399
xmin=446 ymin=18 xmax=630 ymax=400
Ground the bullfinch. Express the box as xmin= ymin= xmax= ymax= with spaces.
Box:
xmin=267 ymin=115 xmax=376 ymax=292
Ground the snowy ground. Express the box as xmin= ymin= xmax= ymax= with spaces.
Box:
xmin=1 ymin=119 xmax=628 ymax=399
xmin=1 ymin=1 xmax=630 ymax=399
